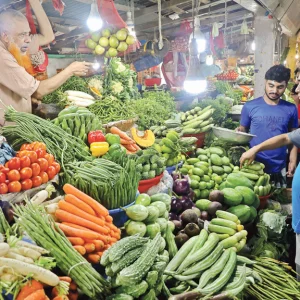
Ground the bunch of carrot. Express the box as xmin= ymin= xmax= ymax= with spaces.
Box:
xmin=16 ymin=280 xmax=48 ymax=300
xmin=54 ymin=184 xmax=120 ymax=263
xmin=110 ymin=126 xmax=140 ymax=154
xmin=51 ymin=276 xmax=78 ymax=300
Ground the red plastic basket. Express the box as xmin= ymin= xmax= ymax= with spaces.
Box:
xmin=144 ymin=78 xmax=161 ymax=87
xmin=183 ymin=132 xmax=206 ymax=148
xmin=259 ymin=194 xmax=272 ymax=210
xmin=138 ymin=173 xmax=163 ymax=193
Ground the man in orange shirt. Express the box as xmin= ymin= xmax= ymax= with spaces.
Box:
xmin=0 ymin=0 xmax=92 ymax=125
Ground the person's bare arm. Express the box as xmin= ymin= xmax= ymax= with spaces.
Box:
xmin=32 ymin=61 xmax=92 ymax=99
xmin=240 ymin=134 xmax=292 ymax=167
xmin=28 ymin=0 xmax=54 ymax=46
xmin=288 ymin=127 xmax=299 ymax=176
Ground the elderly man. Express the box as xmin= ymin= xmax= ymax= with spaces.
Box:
xmin=0 ymin=0 xmax=92 ymax=125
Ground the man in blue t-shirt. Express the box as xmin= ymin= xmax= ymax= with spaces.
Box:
xmin=237 ymin=65 xmax=298 ymax=187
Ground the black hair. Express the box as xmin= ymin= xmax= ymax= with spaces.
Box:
xmin=291 ymin=84 xmax=298 ymax=95
xmin=265 ymin=65 xmax=291 ymax=84
xmin=295 ymin=68 xmax=300 ymax=76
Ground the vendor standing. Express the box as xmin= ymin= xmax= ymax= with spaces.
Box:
xmin=236 ymin=65 xmax=298 ymax=187
xmin=0 ymin=0 xmax=92 ymax=125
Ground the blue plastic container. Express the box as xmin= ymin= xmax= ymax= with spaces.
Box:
xmin=166 ymin=161 xmax=183 ymax=175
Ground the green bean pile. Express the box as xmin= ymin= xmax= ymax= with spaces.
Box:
xmin=2 ymin=107 xmax=91 ymax=166
xmin=14 ymin=202 xmax=110 ymax=299
xmin=88 ymin=97 xmax=137 ymax=124
xmin=245 ymin=257 xmax=300 ymax=300
xmin=61 ymin=157 xmax=139 ymax=209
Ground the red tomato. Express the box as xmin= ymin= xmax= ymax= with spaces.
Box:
xmin=1 ymin=168 xmax=10 ymax=174
xmin=47 ymin=166 xmax=56 ymax=180
xmin=0 ymin=183 xmax=8 ymax=194
xmin=32 ymin=176 xmax=42 ymax=187
xmin=5 ymin=162 xmax=9 ymax=168
xmin=20 ymin=156 xmax=31 ymax=169
xmin=51 ymin=162 xmax=61 ymax=173
xmin=0 ymin=165 xmax=4 ymax=170
xmin=27 ymin=151 xmax=38 ymax=164
xmin=20 ymin=144 xmax=33 ymax=151
xmin=8 ymin=181 xmax=22 ymax=193
xmin=21 ymin=179 xmax=33 ymax=191
xmin=20 ymin=167 xmax=33 ymax=180
xmin=37 ymin=158 xmax=48 ymax=172
xmin=31 ymin=163 xmax=41 ymax=177
xmin=18 ymin=150 xmax=30 ymax=158
xmin=44 ymin=153 xmax=55 ymax=165
xmin=7 ymin=170 xmax=20 ymax=182
xmin=36 ymin=148 xmax=46 ymax=159
xmin=33 ymin=142 xmax=47 ymax=151
xmin=7 ymin=157 xmax=21 ymax=170
xmin=0 ymin=172 xmax=6 ymax=184
xmin=39 ymin=171 xmax=49 ymax=184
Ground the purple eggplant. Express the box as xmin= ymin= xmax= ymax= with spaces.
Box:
xmin=180 ymin=198 xmax=194 ymax=211
xmin=173 ymin=178 xmax=190 ymax=196
xmin=171 ymin=171 xmax=181 ymax=181
xmin=171 ymin=197 xmax=183 ymax=214
xmin=169 ymin=212 xmax=179 ymax=221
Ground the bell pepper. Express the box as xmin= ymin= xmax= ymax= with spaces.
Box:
xmin=88 ymin=130 xmax=106 ymax=145
xmin=105 ymin=133 xmax=121 ymax=146
xmin=90 ymin=142 xmax=109 ymax=157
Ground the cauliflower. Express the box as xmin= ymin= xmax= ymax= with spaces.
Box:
xmin=128 ymin=77 xmax=133 ymax=88
xmin=111 ymin=81 xmax=124 ymax=95
xmin=113 ymin=59 xmax=126 ymax=73
xmin=88 ymin=77 xmax=103 ymax=97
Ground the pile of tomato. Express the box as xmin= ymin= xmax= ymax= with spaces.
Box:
xmin=216 ymin=70 xmax=239 ymax=81
xmin=0 ymin=142 xmax=60 ymax=194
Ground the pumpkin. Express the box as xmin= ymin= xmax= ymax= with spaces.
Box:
xmin=131 ymin=128 xmax=155 ymax=148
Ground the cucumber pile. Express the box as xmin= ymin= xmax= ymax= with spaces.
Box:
xmin=164 ymin=215 xmax=249 ymax=298
xmin=124 ymin=193 xmax=171 ymax=240
xmin=180 ymin=106 xmax=214 ymax=135
xmin=101 ymin=233 xmax=168 ymax=300
xmin=52 ymin=106 xmax=102 ymax=144
xmin=136 ymin=148 xmax=166 ymax=180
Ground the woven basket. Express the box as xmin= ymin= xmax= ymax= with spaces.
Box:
xmin=104 ymin=117 xmax=138 ymax=133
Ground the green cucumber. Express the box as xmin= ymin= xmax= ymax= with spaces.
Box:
xmin=208 ymin=224 xmax=236 ymax=236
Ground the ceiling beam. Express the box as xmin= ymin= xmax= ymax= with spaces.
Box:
xmin=233 ymin=0 xmax=265 ymax=14
xmin=48 ymin=16 xmax=83 ymax=26
xmin=72 ymin=0 xmax=138 ymax=12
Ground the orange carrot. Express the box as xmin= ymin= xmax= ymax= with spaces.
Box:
xmin=55 ymin=209 xmax=109 ymax=235
xmin=124 ymin=144 xmax=137 ymax=152
xmin=73 ymin=245 xmax=86 ymax=255
xmin=65 ymin=194 xmax=96 ymax=216
xmin=16 ymin=280 xmax=44 ymax=300
xmin=110 ymin=231 xmax=121 ymax=240
xmin=105 ymin=222 xmax=119 ymax=232
xmin=120 ymin=138 xmax=134 ymax=145
xmin=84 ymin=243 xmax=95 ymax=253
xmin=68 ymin=292 xmax=78 ymax=300
xmin=103 ymin=244 xmax=110 ymax=250
xmin=67 ymin=237 xmax=85 ymax=246
xmin=132 ymin=143 xmax=141 ymax=151
xmin=69 ymin=282 xmax=77 ymax=291
xmin=53 ymin=296 xmax=69 ymax=300
xmin=93 ymin=240 xmax=104 ymax=251
xmin=51 ymin=287 xmax=59 ymax=298
xmin=57 ymin=223 xmax=101 ymax=240
xmin=62 ymin=223 xmax=111 ymax=244
xmin=110 ymin=126 xmax=132 ymax=141
xmin=105 ymin=215 xmax=113 ymax=223
xmin=96 ymin=251 xmax=103 ymax=256
xmin=58 ymin=277 xmax=72 ymax=283
xmin=58 ymin=200 xmax=105 ymax=227
xmin=86 ymin=253 xmax=101 ymax=264
xmin=110 ymin=237 xmax=118 ymax=243
xmin=24 ymin=289 xmax=46 ymax=300
xmin=126 ymin=149 xmax=135 ymax=154
xmin=63 ymin=184 xmax=108 ymax=217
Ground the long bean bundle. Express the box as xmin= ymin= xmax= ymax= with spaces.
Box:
xmin=62 ymin=157 xmax=139 ymax=209
xmin=244 ymin=257 xmax=300 ymax=300
xmin=2 ymin=107 xmax=91 ymax=165
xmin=14 ymin=202 xmax=110 ymax=299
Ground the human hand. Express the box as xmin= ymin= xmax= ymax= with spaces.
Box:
xmin=239 ymin=148 xmax=257 ymax=168
xmin=235 ymin=126 xmax=243 ymax=132
xmin=287 ymin=161 xmax=296 ymax=177
xmin=67 ymin=61 xmax=93 ymax=77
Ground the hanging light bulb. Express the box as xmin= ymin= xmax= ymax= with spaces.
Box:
xmin=191 ymin=17 xmax=206 ymax=54
xmin=296 ymin=53 xmax=299 ymax=60
xmin=93 ymin=58 xmax=100 ymax=70
xmin=206 ymin=54 xmax=214 ymax=66
xmin=126 ymin=11 xmax=136 ymax=37
xmin=251 ymin=41 xmax=256 ymax=51
xmin=87 ymin=0 xmax=103 ymax=32
xmin=184 ymin=38 xmax=207 ymax=94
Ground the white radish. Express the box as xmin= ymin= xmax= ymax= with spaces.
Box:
xmin=66 ymin=96 xmax=95 ymax=107
xmin=5 ymin=251 xmax=34 ymax=264
xmin=65 ymin=90 xmax=95 ymax=100
xmin=31 ymin=184 xmax=56 ymax=205
xmin=10 ymin=247 xmax=41 ymax=260
xmin=0 ymin=243 xmax=9 ymax=257
xmin=41 ymin=196 xmax=64 ymax=207
xmin=0 ymin=257 xmax=59 ymax=286
xmin=15 ymin=241 xmax=49 ymax=255
xmin=45 ymin=203 xmax=58 ymax=214
xmin=1 ymin=273 xmax=18 ymax=281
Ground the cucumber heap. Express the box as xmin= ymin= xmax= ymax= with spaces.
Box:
xmin=101 ymin=233 xmax=168 ymax=300
xmin=163 ymin=216 xmax=250 ymax=298
xmin=136 ymin=148 xmax=166 ymax=180
xmin=52 ymin=106 xmax=102 ymax=144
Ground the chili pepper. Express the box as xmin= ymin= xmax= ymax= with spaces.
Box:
xmin=90 ymin=142 xmax=109 ymax=157
xmin=88 ymin=130 xmax=106 ymax=144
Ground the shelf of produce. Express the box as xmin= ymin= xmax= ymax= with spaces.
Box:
xmin=138 ymin=173 xmax=163 ymax=193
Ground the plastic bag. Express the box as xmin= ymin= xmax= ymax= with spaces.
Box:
xmin=147 ymin=171 xmax=173 ymax=195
